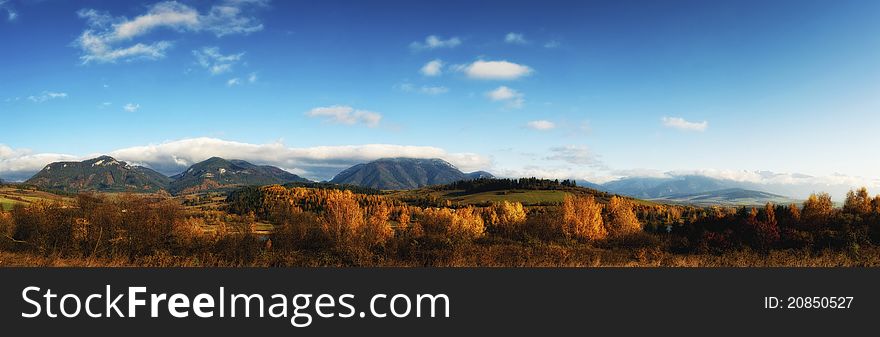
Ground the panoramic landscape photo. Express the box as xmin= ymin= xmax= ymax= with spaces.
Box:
xmin=2 ymin=0 xmax=880 ymax=267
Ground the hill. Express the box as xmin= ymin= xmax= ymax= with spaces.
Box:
xmin=601 ymin=175 xmax=734 ymax=199
xmin=169 ymin=157 xmax=310 ymax=195
xmin=0 ymin=186 xmax=74 ymax=211
xmin=24 ymin=156 xmax=171 ymax=193
xmin=329 ymin=157 xmax=495 ymax=190
xmin=650 ymin=188 xmax=800 ymax=206
xmin=385 ymin=177 xmax=646 ymax=207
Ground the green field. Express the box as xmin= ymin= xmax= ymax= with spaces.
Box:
xmin=443 ymin=189 xmax=567 ymax=205
xmin=0 ymin=198 xmax=17 ymax=211
xmin=387 ymin=184 xmax=663 ymax=207
xmin=387 ymin=188 xmax=569 ymax=206
xmin=0 ymin=187 xmax=73 ymax=211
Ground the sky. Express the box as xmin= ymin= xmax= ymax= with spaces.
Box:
xmin=1 ymin=0 xmax=880 ymax=197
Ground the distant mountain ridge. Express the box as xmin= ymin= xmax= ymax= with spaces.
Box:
xmin=169 ymin=157 xmax=310 ymax=194
xmin=24 ymin=156 xmax=311 ymax=195
xmin=595 ymin=175 xmax=803 ymax=206
xmin=330 ymin=157 xmax=494 ymax=190
xmin=652 ymin=188 xmax=799 ymax=206
xmin=601 ymin=175 xmax=735 ymax=199
xmin=25 ymin=156 xmax=171 ymax=193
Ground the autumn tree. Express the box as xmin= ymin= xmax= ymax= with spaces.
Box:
xmin=363 ymin=203 xmax=393 ymax=247
xmin=420 ymin=207 xmax=485 ymax=241
xmin=748 ymin=203 xmax=780 ymax=251
xmin=321 ymin=190 xmax=365 ymax=246
xmin=802 ymin=193 xmax=834 ymax=228
xmin=0 ymin=211 xmax=13 ymax=249
xmin=872 ymin=195 xmax=880 ymax=214
xmin=604 ymin=196 xmax=641 ymax=237
xmin=396 ymin=206 xmax=411 ymax=227
xmin=843 ymin=187 xmax=872 ymax=216
xmin=560 ymin=194 xmax=606 ymax=241
xmin=271 ymin=207 xmax=322 ymax=251
xmin=485 ymin=201 xmax=527 ymax=236
xmin=787 ymin=203 xmax=801 ymax=223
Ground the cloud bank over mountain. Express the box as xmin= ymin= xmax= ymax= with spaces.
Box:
xmin=0 ymin=138 xmax=490 ymax=182
xmin=2 ymin=137 xmax=877 ymax=199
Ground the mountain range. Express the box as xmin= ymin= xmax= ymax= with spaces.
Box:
xmin=648 ymin=188 xmax=799 ymax=206
xmin=329 ymin=157 xmax=494 ymax=190
xmin=25 ymin=156 xmax=171 ymax=193
xmin=168 ymin=157 xmax=310 ymax=195
xmin=586 ymin=175 xmax=802 ymax=206
xmin=23 ymin=156 xmax=494 ymax=195
xmin=20 ymin=155 xmax=805 ymax=206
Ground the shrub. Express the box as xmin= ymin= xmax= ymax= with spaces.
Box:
xmin=0 ymin=211 xmax=14 ymax=249
xmin=420 ymin=207 xmax=485 ymax=241
xmin=268 ymin=211 xmax=319 ymax=252
xmin=172 ymin=217 xmax=208 ymax=247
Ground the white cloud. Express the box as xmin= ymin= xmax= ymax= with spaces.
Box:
xmin=193 ymin=46 xmax=244 ymax=75
xmin=1 ymin=0 xmax=16 ymax=21
xmin=504 ymin=32 xmax=527 ymax=44
xmin=27 ymin=91 xmax=68 ymax=103
xmin=248 ymin=72 xmax=258 ymax=83
xmin=0 ymin=144 xmax=79 ymax=181
xmin=409 ymin=35 xmax=461 ymax=51
xmin=545 ymin=145 xmax=605 ymax=168
xmin=526 ymin=120 xmax=555 ymax=131
xmin=123 ymin=103 xmax=140 ymax=112
xmin=74 ymin=0 xmax=267 ymax=63
xmin=419 ymin=85 xmax=449 ymax=95
xmin=455 ymin=60 xmax=533 ymax=80
xmin=397 ymin=83 xmax=449 ymax=95
xmin=0 ymin=138 xmax=491 ymax=182
xmin=486 ymin=86 xmax=524 ymax=108
xmin=3 ymin=138 xmax=879 ymax=199
xmin=486 ymin=86 xmax=517 ymax=100
xmin=420 ymin=59 xmax=443 ymax=76
xmin=613 ymin=169 xmax=880 ymax=200
xmin=661 ymin=116 xmax=708 ymax=132
xmin=494 ymin=166 xmax=615 ymax=184
xmin=226 ymin=78 xmax=241 ymax=86
xmin=544 ymin=40 xmax=561 ymax=48
xmin=305 ymin=105 xmax=382 ymax=127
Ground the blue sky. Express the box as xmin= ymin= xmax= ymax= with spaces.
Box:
xmin=1 ymin=0 xmax=879 ymax=196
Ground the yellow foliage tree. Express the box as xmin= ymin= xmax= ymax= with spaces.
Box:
xmin=485 ymin=201 xmax=527 ymax=235
xmin=561 ymin=194 xmax=606 ymax=241
xmin=802 ymin=192 xmax=834 ymax=227
xmin=321 ymin=190 xmax=365 ymax=246
xmin=605 ymin=196 xmax=641 ymax=237
xmin=396 ymin=206 xmax=411 ymax=227
xmin=363 ymin=202 xmax=394 ymax=247
xmin=420 ymin=207 xmax=485 ymax=240
xmin=844 ymin=187 xmax=872 ymax=215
